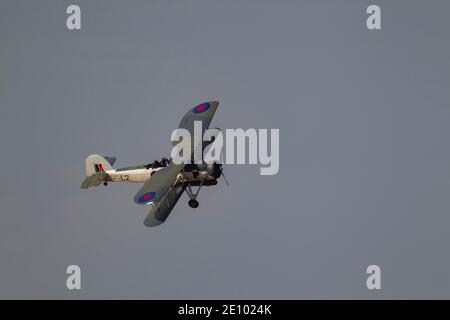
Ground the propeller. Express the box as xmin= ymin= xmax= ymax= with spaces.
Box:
xmin=220 ymin=170 xmax=230 ymax=187
xmin=209 ymin=162 xmax=229 ymax=186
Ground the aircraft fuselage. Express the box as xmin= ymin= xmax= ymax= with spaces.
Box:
xmin=106 ymin=167 xmax=159 ymax=183
xmin=104 ymin=166 xmax=217 ymax=185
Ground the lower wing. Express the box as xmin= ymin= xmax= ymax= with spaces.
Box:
xmin=143 ymin=184 xmax=186 ymax=227
xmin=133 ymin=164 xmax=183 ymax=205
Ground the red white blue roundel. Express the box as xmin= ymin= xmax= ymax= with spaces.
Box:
xmin=137 ymin=192 xmax=157 ymax=204
xmin=193 ymin=103 xmax=211 ymax=114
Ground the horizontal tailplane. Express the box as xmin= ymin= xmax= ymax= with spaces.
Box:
xmin=81 ymin=172 xmax=107 ymax=189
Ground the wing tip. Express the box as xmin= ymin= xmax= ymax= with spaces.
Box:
xmin=208 ymin=101 xmax=219 ymax=109
xmin=143 ymin=218 xmax=165 ymax=227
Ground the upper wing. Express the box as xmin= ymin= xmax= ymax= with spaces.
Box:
xmin=143 ymin=183 xmax=186 ymax=227
xmin=136 ymin=101 xmax=219 ymax=224
xmin=133 ymin=164 xmax=183 ymax=205
xmin=172 ymin=101 xmax=220 ymax=147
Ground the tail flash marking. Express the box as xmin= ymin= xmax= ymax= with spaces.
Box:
xmin=94 ymin=163 xmax=104 ymax=173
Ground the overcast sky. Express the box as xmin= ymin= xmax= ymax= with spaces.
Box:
xmin=1 ymin=0 xmax=449 ymax=299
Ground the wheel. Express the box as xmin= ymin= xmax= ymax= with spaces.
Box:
xmin=103 ymin=181 xmax=108 ymax=186
xmin=188 ymin=199 xmax=199 ymax=208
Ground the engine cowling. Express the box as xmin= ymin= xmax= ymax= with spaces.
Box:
xmin=206 ymin=162 xmax=222 ymax=179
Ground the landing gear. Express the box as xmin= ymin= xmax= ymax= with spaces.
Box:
xmin=103 ymin=181 xmax=108 ymax=186
xmin=188 ymin=199 xmax=199 ymax=208
xmin=185 ymin=181 xmax=203 ymax=209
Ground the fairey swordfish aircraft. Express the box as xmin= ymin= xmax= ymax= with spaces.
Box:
xmin=81 ymin=101 xmax=227 ymax=227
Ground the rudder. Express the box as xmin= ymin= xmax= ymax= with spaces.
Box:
xmin=85 ymin=154 xmax=116 ymax=176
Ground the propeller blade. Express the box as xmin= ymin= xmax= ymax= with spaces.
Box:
xmin=221 ymin=171 xmax=230 ymax=186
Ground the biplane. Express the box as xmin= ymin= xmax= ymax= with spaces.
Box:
xmin=81 ymin=101 xmax=227 ymax=227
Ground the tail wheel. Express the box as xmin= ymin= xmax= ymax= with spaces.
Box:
xmin=103 ymin=182 xmax=108 ymax=186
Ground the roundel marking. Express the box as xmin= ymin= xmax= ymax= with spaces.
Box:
xmin=138 ymin=192 xmax=156 ymax=204
xmin=193 ymin=103 xmax=211 ymax=114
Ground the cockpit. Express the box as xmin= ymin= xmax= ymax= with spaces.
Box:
xmin=145 ymin=157 xmax=171 ymax=169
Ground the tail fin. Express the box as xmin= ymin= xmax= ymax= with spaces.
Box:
xmin=81 ymin=154 xmax=116 ymax=189
xmin=85 ymin=154 xmax=116 ymax=176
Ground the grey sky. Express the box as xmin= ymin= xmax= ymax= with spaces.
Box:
xmin=0 ymin=0 xmax=449 ymax=299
